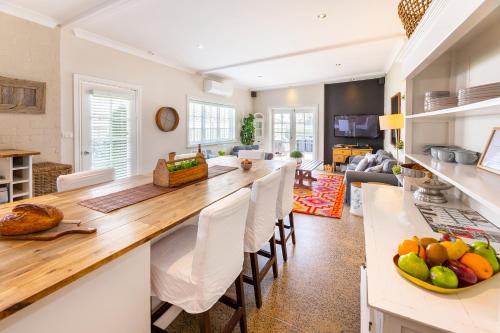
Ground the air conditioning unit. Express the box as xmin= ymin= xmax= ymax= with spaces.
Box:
xmin=203 ymin=80 xmax=233 ymax=97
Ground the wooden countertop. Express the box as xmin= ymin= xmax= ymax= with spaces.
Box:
xmin=362 ymin=184 xmax=500 ymax=333
xmin=0 ymin=150 xmax=40 ymax=158
xmin=0 ymin=157 xmax=284 ymax=320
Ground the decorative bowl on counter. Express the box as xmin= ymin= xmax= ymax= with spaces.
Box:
xmin=394 ymin=235 xmax=500 ymax=294
xmin=240 ymin=159 xmax=253 ymax=171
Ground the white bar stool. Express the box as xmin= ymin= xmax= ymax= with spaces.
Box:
xmin=151 ymin=188 xmax=251 ymax=333
xmin=275 ymin=161 xmax=297 ymax=261
xmin=243 ymin=170 xmax=281 ymax=308
xmin=56 ymin=167 xmax=115 ymax=192
xmin=238 ymin=150 xmax=265 ymax=160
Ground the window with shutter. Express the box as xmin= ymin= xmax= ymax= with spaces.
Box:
xmin=187 ymin=99 xmax=236 ymax=146
xmin=79 ymin=84 xmax=139 ymax=179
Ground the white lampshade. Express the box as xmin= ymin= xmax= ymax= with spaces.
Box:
xmin=379 ymin=114 xmax=404 ymax=130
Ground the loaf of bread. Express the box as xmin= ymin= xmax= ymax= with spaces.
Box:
xmin=0 ymin=204 xmax=64 ymax=236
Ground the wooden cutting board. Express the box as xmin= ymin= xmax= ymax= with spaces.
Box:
xmin=0 ymin=221 xmax=96 ymax=241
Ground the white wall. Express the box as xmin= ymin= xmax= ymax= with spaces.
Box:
xmin=0 ymin=13 xmax=61 ymax=163
xmin=60 ymin=31 xmax=252 ymax=172
xmin=253 ymin=84 xmax=324 ymax=160
xmin=383 ymin=61 xmax=406 ymax=161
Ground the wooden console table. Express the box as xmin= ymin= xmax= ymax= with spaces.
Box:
xmin=332 ymin=145 xmax=373 ymax=166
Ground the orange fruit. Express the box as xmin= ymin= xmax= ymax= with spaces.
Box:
xmin=459 ymin=253 xmax=493 ymax=280
xmin=398 ymin=239 xmax=426 ymax=259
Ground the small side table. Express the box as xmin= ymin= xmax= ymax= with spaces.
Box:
xmin=350 ymin=182 xmax=363 ymax=216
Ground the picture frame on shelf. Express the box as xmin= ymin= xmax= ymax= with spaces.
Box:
xmin=390 ymin=92 xmax=401 ymax=145
xmin=478 ymin=127 xmax=500 ymax=175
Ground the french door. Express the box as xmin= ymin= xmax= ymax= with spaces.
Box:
xmin=76 ymin=75 xmax=140 ymax=179
xmin=271 ymin=107 xmax=317 ymax=160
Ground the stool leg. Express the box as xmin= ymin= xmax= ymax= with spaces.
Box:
xmin=277 ymin=219 xmax=288 ymax=262
xmin=235 ymin=272 xmax=248 ymax=333
xmin=198 ymin=310 xmax=211 ymax=333
xmin=249 ymin=252 xmax=262 ymax=308
xmin=289 ymin=212 xmax=296 ymax=245
xmin=269 ymin=235 xmax=278 ymax=278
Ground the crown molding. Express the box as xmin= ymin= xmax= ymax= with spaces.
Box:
xmin=252 ymin=72 xmax=386 ymax=92
xmin=72 ymin=29 xmax=196 ymax=75
xmin=61 ymin=0 xmax=139 ymax=29
xmin=0 ymin=0 xmax=58 ymax=28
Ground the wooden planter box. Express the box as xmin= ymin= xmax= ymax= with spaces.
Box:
xmin=153 ymin=152 xmax=208 ymax=187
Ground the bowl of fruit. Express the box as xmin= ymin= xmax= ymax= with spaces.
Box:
xmin=394 ymin=234 xmax=499 ymax=294
xmin=240 ymin=159 xmax=253 ymax=171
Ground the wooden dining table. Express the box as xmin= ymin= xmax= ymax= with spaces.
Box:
xmin=0 ymin=156 xmax=285 ymax=333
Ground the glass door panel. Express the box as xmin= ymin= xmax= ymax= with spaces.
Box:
xmin=272 ymin=109 xmax=292 ymax=157
xmin=294 ymin=108 xmax=315 ymax=160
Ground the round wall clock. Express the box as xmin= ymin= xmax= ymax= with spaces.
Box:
xmin=155 ymin=107 xmax=179 ymax=132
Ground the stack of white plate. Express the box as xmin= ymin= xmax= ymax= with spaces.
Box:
xmin=458 ymin=82 xmax=500 ymax=106
xmin=424 ymin=91 xmax=457 ymax=112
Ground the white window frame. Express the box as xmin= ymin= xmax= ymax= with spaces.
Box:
xmin=73 ymin=74 xmax=142 ymax=174
xmin=186 ymin=97 xmax=237 ymax=147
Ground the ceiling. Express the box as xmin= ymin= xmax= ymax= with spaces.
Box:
xmin=2 ymin=0 xmax=406 ymax=90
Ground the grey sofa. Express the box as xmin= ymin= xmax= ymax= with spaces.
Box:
xmin=230 ymin=145 xmax=274 ymax=160
xmin=344 ymin=150 xmax=399 ymax=203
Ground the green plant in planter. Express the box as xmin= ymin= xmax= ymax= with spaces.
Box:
xmin=218 ymin=150 xmax=226 ymax=156
xmin=290 ymin=150 xmax=303 ymax=158
xmin=167 ymin=159 xmax=199 ymax=172
xmin=395 ymin=140 xmax=404 ymax=150
xmin=240 ymin=114 xmax=255 ymax=145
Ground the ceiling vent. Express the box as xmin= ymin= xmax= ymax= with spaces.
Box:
xmin=203 ymin=80 xmax=233 ymax=97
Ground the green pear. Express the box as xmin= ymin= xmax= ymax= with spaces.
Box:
xmin=472 ymin=239 xmax=499 ymax=273
xmin=398 ymin=252 xmax=430 ymax=281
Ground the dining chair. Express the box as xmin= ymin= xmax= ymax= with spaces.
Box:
xmin=243 ymin=170 xmax=281 ymax=308
xmin=151 ymin=188 xmax=251 ymax=333
xmin=175 ymin=153 xmax=196 ymax=160
xmin=275 ymin=161 xmax=297 ymax=261
xmin=56 ymin=167 xmax=115 ymax=192
xmin=238 ymin=150 xmax=265 ymax=160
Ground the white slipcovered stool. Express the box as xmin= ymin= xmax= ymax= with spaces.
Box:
xmin=350 ymin=182 xmax=363 ymax=216
xmin=56 ymin=167 xmax=115 ymax=192
xmin=151 ymin=188 xmax=251 ymax=333
xmin=243 ymin=170 xmax=281 ymax=308
xmin=238 ymin=150 xmax=265 ymax=160
xmin=275 ymin=161 xmax=297 ymax=262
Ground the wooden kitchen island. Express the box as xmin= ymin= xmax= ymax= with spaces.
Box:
xmin=0 ymin=157 xmax=284 ymax=333
xmin=361 ymin=184 xmax=500 ymax=333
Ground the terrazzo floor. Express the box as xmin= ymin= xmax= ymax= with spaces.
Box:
xmin=163 ymin=206 xmax=366 ymax=333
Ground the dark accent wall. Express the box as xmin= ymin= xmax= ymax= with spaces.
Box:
xmin=324 ymin=78 xmax=385 ymax=164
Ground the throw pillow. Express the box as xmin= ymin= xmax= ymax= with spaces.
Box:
xmin=365 ymin=153 xmax=378 ymax=168
xmin=355 ymin=157 xmax=369 ymax=172
xmin=382 ymin=159 xmax=397 ymax=173
xmin=365 ymin=164 xmax=384 ymax=173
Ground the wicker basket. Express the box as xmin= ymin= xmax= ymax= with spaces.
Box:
xmin=398 ymin=0 xmax=433 ymax=37
xmin=33 ymin=162 xmax=72 ymax=196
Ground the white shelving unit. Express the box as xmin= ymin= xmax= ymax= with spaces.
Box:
xmin=254 ymin=112 xmax=265 ymax=145
xmin=406 ymin=97 xmax=500 ymax=119
xmin=400 ymin=1 xmax=500 ymax=222
xmin=0 ymin=150 xmax=39 ymax=203
xmin=406 ymin=153 xmax=500 ymax=215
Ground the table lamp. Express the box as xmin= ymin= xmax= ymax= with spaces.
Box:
xmin=379 ymin=114 xmax=404 ymax=162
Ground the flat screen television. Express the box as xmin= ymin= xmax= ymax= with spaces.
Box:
xmin=334 ymin=115 xmax=380 ymax=138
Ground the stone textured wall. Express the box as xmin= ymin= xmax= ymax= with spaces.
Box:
xmin=0 ymin=13 xmax=61 ymax=163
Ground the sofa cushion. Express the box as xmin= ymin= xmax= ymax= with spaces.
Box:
xmin=354 ymin=158 xmax=369 ymax=171
xmin=349 ymin=155 xmax=365 ymax=165
xmin=381 ymin=159 xmax=397 ymax=173
xmin=365 ymin=164 xmax=384 ymax=173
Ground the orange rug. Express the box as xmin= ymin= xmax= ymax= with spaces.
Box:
xmin=293 ymin=174 xmax=345 ymax=218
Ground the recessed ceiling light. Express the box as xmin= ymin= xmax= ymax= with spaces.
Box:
xmin=148 ymin=50 xmax=155 ymax=56
xmin=197 ymin=44 xmax=204 ymax=49
xmin=317 ymin=13 xmax=327 ymax=19
xmin=257 ymin=75 xmax=263 ymax=78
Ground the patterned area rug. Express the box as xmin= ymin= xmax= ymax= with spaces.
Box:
xmin=293 ymin=174 xmax=345 ymax=218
